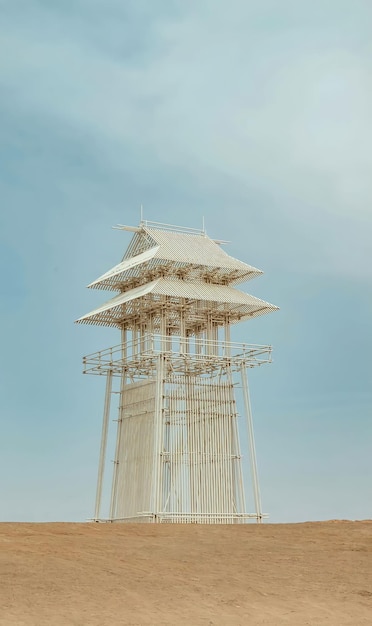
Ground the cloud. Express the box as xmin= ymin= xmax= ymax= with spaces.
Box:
xmin=1 ymin=0 xmax=371 ymax=280
xmin=0 ymin=1 xmax=371 ymax=523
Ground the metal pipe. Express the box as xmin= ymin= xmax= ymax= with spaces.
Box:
xmin=109 ymin=329 xmax=127 ymax=519
xmin=152 ymin=354 xmax=165 ymax=519
xmin=241 ymin=363 xmax=263 ymax=523
xmin=94 ymin=369 xmax=113 ymax=520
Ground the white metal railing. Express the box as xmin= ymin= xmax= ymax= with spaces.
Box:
xmin=104 ymin=512 xmax=268 ymax=523
xmin=83 ymin=333 xmax=272 ymax=374
xmin=140 ymin=219 xmax=205 ymax=235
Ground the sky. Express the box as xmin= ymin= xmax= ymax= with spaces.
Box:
xmin=0 ymin=0 xmax=371 ymax=523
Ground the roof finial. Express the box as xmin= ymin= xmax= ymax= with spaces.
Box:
xmin=140 ymin=204 xmax=144 ymax=224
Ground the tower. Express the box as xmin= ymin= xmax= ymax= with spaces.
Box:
xmin=77 ymin=219 xmax=278 ymax=523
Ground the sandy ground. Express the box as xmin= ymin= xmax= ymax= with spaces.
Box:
xmin=0 ymin=521 xmax=371 ymax=625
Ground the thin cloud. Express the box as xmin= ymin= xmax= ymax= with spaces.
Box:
xmin=1 ymin=0 xmax=371 ymax=278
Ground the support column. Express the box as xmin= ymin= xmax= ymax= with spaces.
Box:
xmin=224 ymin=319 xmax=231 ymax=357
xmin=152 ymin=354 xmax=165 ymax=521
xmin=225 ymin=353 xmax=246 ymax=520
xmin=109 ymin=329 xmax=127 ymax=520
xmin=241 ymin=363 xmax=263 ymax=523
xmin=94 ymin=369 xmax=113 ymax=520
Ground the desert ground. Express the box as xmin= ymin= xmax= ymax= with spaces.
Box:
xmin=0 ymin=521 xmax=371 ymax=625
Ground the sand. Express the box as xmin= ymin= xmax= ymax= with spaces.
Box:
xmin=0 ymin=521 xmax=371 ymax=625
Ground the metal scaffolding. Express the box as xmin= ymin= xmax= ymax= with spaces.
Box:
xmin=77 ymin=220 xmax=278 ymax=523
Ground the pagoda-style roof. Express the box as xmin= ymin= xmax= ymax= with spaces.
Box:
xmin=88 ymin=225 xmax=262 ymax=291
xmin=77 ymin=220 xmax=278 ymax=331
xmin=76 ymin=277 xmax=278 ymax=330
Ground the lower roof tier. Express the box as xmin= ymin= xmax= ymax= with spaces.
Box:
xmin=76 ymin=278 xmax=278 ymax=331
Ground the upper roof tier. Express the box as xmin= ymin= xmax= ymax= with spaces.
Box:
xmin=88 ymin=224 xmax=262 ymax=291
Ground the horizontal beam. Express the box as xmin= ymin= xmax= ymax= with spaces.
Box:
xmin=112 ymin=224 xmax=142 ymax=232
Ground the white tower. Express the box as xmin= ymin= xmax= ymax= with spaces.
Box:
xmin=77 ymin=220 xmax=278 ymax=523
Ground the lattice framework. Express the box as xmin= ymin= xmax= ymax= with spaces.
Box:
xmin=77 ymin=220 xmax=278 ymax=523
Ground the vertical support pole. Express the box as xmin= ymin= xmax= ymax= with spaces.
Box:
xmin=152 ymin=353 xmax=165 ymax=521
xmin=94 ymin=370 xmax=113 ymax=520
xmin=109 ymin=413 xmax=122 ymax=520
xmin=180 ymin=298 xmax=186 ymax=354
xmin=160 ymin=296 xmax=166 ymax=352
xmin=109 ymin=328 xmax=127 ymax=520
xmin=241 ymin=363 xmax=263 ymax=523
xmin=224 ymin=318 xmax=231 ymax=356
xmin=224 ymin=352 xmax=246 ymax=520
xmin=186 ymin=373 xmax=195 ymax=515
xmin=206 ymin=313 xmax=212 ymax=354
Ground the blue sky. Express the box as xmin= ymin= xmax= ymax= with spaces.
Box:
xmin=0 ymin=0 xmax=371 ymax=522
